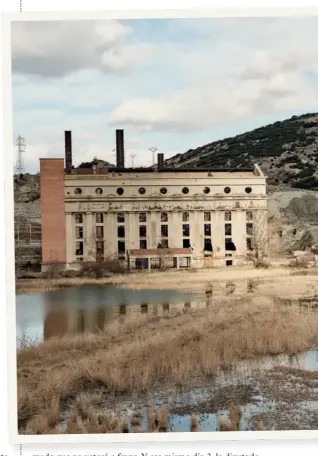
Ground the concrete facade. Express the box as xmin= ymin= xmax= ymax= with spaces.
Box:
xmin=40 ymin=130 xmax=268 ymax=270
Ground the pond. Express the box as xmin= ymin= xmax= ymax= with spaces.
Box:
xmin=16 ymin=285 xmax=200 ymax=346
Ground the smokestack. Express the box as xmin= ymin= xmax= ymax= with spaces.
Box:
xmin=116 ymin=129 xmax=125 ymax=168
xmin=158 ymin=153 xmax=164 ymax=170
xmin=65 ymin=131 xmax=72 ymax=173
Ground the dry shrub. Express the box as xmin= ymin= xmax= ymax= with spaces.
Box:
xmin=190 ymin=414 xmax=198 ymax=431
xmin=147 ymin=407 xmax=154 ymax=432
xmin=121 ymin=419 xmax=129 ymax=433
xmin=18 ymin=296 xmax=318 ymax=433
xmin=255 ymin=419 xmax=264 ymax=431
xmin=218 ymin=417 xmax=232 ymax=432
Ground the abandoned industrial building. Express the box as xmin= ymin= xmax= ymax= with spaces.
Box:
xmin=40 ymin=129 xmax=267 ymax=271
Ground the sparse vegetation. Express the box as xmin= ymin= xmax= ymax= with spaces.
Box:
xmin=17 ymin=294 xmax=318 ymax=434
xmin=166 ymin=113 xmax=318 ymax=190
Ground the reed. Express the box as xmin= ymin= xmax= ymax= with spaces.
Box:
xmin=18 ymin=295 xmax=316 ymax=433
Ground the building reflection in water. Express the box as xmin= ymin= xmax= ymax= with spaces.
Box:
xmin=42 ymin=279 xmax=254 ymax=341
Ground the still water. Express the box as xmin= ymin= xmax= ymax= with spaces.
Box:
xmin=16 ymin=286 xmax=200 ymax=346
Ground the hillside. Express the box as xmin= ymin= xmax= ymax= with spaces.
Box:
xmin=166 ymin=113 xmax=318 ymax=191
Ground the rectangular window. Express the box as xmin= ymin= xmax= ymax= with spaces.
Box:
xmin=117 ymin=212 xmax=125 ymax=223
xmin=140 ymin=240 xmax=147 ymax=249
xmin=139 ymin=212 xmax=147 ymax=223
xmin=96 ymin=225 xmax=104 ymax=239
xmin=117 ymin=225 xmax=125 ymax=238
xmin=204 ymin=212 xmax=211 ymax=222
xmin=75 ymin=241 xmax=83 ymax=256
xmin=118 ymin=240 xmax=125 ymax=253
xmin=96 ymin=241 xmax=104 ymax=255
xmin=76 ymin=226 xmax=83 ymax=239
xmin=96 ymin=213 xmax=103 ymax=224
xmin=246 ymin=211 xmax=253 ymax=221
xmin=139 ymin=225 xmax=147 ymax=237
xmin=75 ymin=213 xmax=83 ymax=224
xmin=225 ymin=238 xmax=234 ymax=251
xmin=183 ymin=212 xmax=189 ymax=222
xmin=183 ymin=238 xmax=191 ymax=248
xmin=225 ymin=223 xmax=232 ymax=236
xmin=161 ymin=212 xmax=168 ymax=222
xmin=246 ymin=223 xmax=253 ymax=236
xmin=225 ymin=211 xmax=232 ymax=222
xmin=204 ymin=224 xmax=211 ymax=236
xmin=161 ymin=224 xmax=168 ymax=237
xmin=161 ymin=239 xmax=169 ymax=248
xmin=204 ymin=238 xmax=213 ymax=251
xmin=246 ymin=237 xmax=254 ymax=250
xmin=183 ymin=224 xmax=190 ymax=237
xmin=76 ymin=257 xmax=83 ymax=262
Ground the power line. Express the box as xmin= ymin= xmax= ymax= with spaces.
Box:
xmin=15 ymin=135 xmax=26 ymax=175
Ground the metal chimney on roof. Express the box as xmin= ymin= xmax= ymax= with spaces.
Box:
xmin=157 ymin=153 xmax=164 ymax=170
xmin=116 ymin=129 xmax=125 ymax=168
xmin=65 ymin=131 xmax=72 ymax=173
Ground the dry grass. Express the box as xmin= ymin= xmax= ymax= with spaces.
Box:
xmin=18 ymin=295 xmax=318 ymax=434
xmin=16 ymin=264 xmax=302 ymax=295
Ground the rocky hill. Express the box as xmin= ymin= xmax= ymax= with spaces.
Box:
xmin=166 ymin=113 xmax=318 ymax=191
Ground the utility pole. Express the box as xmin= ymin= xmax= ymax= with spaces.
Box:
xmin=149 ymin=147 xmax=158 ymax=166
xmin=130 ymin=154 xmax=136 ymax=168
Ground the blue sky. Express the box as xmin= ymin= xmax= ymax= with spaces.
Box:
xmin=11 ymin=16 xmax=318 ymax=172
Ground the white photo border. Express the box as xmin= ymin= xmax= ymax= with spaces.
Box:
xmin=3 ymin=6 xmax=318 ymax=445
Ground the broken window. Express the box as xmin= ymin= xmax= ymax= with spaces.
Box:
xmin=161 ymin=239 xmax=169 ymax=248
xmin=139 ymin=225 xmax=147 ymax=237
xmin=75 ymin=213 xmax=83 ymax=224
xmin=96 ymin=226 xmax=104 ymax=239
xmin=182 ymin=212 xmax=189 ymax=222
xmin=117 ymin=225 xmax=125 ymax=238
xmin=225 ymin=223 xmax=232 ymax=236
xmin=225 ymin=238 xmax=236 ymax=251
xmin=117 ymin=213 xmax=125 ymax=223
xmin=75 ymin=241 xmax=84 ymax=256
xmin=183 ymin=239 xmax=191 ymax=248
xmin=161 ymin=212 xmax=168 ymax=222
xmin=161 ymin=224 xmax=168 ymax=237
xmin=76 ymin=226 xmax=83 ymax=239
xmin=225 ymin=211 xmax=231 ymax=221
xmin=139 ymin=212 xmax=147 ymax=223
xmin=96 ymin=213 xmax=103 ymax=224
xmin=246 ymin=223 xmax=253 ymax=236
xmin=246 ymin=237 xmax=254 ymax=250
xmin=118 ymin=240 xmax=125 ymax=253
xmin=204 ymin=224 xmax=211 ymax=236
xmin=204 ymin=238 xmax=213 ymax=251
xmin=96 ymin=241 xmax=104 ymax=257
xmin=246 ymin=211 xmax=253 ymax=221
xmin=183 ymin=224 xmax=190 ymax=237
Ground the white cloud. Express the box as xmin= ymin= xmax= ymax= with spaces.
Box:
xmin=11 ymin=20 xmax=150 ymax=77
xmin=101 ymin=43 xmax=153 ymax=72
xmin=108 ymin=23 xmax=318 ymax=133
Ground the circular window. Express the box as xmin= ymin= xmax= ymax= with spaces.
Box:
xmin=203 ymin=187 xmax=210 ymax=194
xmin=224 ymin=187 xmax=231 ymax=194
xmin=245 ymin=186 xmax=252 ymax=194
xmin=95 ymin=188 xmax=103 ymax=195
xmin=182 ymin=187 xmax=189 ymax=194
xmin=74 ymin=188 xmax=82 ymax=194
xmin=117 ymin=187 xmax=124 ymax=195
xmin=160 ymin=187 xmax=167 ymax=194
xmin=139 ymin=187 xmax=146 ymax=195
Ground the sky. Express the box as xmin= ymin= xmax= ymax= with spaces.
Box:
xmin=11 ymin=16 xmax=318 ymax=173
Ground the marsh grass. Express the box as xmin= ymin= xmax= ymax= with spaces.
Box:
xmin=18 ymin=296 xmax=318 ymax=434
